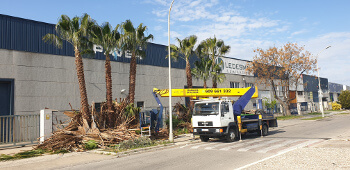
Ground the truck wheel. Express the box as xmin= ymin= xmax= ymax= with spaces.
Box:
xmin=226 ymin=129 xmax=236 ymax=142
xmin=258 ymin=124 xmax=269 ymax=136
xmin=200 ymin=136 xmax=209 ymax=142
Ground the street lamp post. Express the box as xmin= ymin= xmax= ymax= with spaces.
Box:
xmin=316 ymin=46 xmax=331 ymax=118
xmin=168 ymin=0 xmax=175 ymax=142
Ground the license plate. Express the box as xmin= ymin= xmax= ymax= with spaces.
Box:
xmin=202 ymin=129 xmax=208 ymax=131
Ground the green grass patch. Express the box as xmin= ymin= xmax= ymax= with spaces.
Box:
xmin=0 ymin=149 xmax=71 ymax=161
xmin=308 ymin=112 xmax=321 ymax=115
xmin=174 ymin=127 xmax=190 ymax=136
xmin=302 ymin=116 xmax=324 ymax=120
xmin=326 ymin=110 xmax=339 ymax=112
xmin=0 ymin=154 xmax=14 ymax=161
xmin=109 ymin=136 xmax=170 ymax=153
xmin=83 ymin=140 xmax=98 ymax=150
xmin=0 ymin=149 xmax=47 ymax=161
xmin=277 ymin=115 xmax=303 ymax=120
xmin=308 ymin=112 xmax=329 ymax=115
xmin=339 ymin=112 xmax=350 ymax=115
xmin=53 ymin=149 xmax=70 ymax=154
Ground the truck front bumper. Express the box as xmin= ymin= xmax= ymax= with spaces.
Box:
xmin=193 ymin=127 xmax=227 ymax=137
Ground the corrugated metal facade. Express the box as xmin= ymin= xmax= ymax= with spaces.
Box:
xmin=328 ymin=82 xmax=343 ymax=93
xmin=0 ymin=14 xmax=74 ymax=56
xmin=0 ymin=14 xmax=196 ymax=69
xmin=303 ymin=74 xmax=328 ymax=92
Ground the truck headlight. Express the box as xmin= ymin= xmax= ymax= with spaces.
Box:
xmin=216 ymin=129 xmax=223 ymax=133
xmin=194 ymin=129 xmax=197 ymax=132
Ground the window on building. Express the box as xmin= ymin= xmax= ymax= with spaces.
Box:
xmin=230 ymin=82 xmax=240 ymax=88
xmin=307 ymin=92 xmax=313 ymax=100
xmin=137 ymin=101 xmax=144 ymax=108
xmin=276 ymin=86 xmax=283 ymax=97
xmin=245 ymin=83 xmax=254 ymax=88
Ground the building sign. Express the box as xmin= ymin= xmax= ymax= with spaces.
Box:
xmin=216 ymin=57 xmax=253 ymax=76
xmin=93 ymin=45 xmax=142 ymax=59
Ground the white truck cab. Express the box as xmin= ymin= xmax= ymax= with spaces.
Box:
xmin=192 ymin=99 xmax=237 ymax=142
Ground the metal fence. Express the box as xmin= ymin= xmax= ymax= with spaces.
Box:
xmin=0 ymin=114 xmax=40 ymax=147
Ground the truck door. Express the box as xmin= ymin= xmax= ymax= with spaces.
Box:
xmin=220 ymin=102 xmax=232 ymax=126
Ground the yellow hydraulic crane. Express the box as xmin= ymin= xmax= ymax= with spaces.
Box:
xmin=148 ymin=86 xmax=258 ymax=133
xmin=153 ymin=86 xmax=258 ymax=98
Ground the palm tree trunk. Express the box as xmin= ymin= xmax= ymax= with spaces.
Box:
xmin=211 ymin=54 xmax=217 ymax=88
xmin=74 ymin=47 xmax=91 ymax=132
xmin=203 ymin=81 xmax=207 ymax=88
xmin=212 ymin=76 xmax=217 ymax=88
xmin=129 ymin=51 xmax=137 ymax=104
xmin=105 ymin=54 xmax=114 ymax=127
xmin=185 ymin=58 xmax=193 ymax=88
xmin=185 ymin=57 xmax=194 ymax=110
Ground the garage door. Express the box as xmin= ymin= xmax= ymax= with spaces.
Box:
xmin=0 ymin=80 xmax=13 ymax=116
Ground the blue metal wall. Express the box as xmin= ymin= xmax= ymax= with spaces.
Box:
xmin=329 ymin=82 xmax=343 ymax=93
xmin=0 ymin=14 xmax=195 ymax=69
xmin=303 ymin=74 xmax=328 ymax=92
xmin=0 ymin=14 xmax=74 ymax=56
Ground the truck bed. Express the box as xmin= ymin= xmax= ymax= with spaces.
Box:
xmin=241 ymin=114 xmax=278 ymax=127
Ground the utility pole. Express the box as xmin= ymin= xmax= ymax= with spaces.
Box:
xmin=316 ymin=46 xmax=331 ymax=117
xmin=168 ymin=0 xmax=175 ymax=142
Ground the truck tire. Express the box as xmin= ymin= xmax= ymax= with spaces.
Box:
xmin=258 ymin=124 xmax=269 ymax=136
xmin=226 ymin=129 xmax=236 ymax=142
xmin=200 ymin=136 xmax=209 ymax=142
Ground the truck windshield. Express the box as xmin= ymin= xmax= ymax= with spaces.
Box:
xmin=194 ymin=102 xmax=219 ymax=115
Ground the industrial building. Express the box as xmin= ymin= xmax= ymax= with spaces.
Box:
xmin=0 ymin=14 xmax=262 ymax=117
xmin=0 ymin=14 xmax=349 ymax=118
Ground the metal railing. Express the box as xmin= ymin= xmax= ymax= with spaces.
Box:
xmin=0 ymin=114 xmax=40 ymax=148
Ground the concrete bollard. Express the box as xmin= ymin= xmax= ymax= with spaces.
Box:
xmin=40 ymin=109 xmax=53 ymax=143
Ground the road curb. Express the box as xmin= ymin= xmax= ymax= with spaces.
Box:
xmin=88 ymin=137 xmax=201 ymax=158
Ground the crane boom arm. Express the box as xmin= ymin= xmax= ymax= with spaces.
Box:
xmin=153 ymin=86 xmax=258 ymax=98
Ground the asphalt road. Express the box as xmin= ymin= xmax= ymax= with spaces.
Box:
xmin=1 ymin=113 xmax=350 ymax=170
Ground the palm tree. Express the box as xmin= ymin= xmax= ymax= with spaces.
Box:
xmin=170 ymin=35 xmax=197 ymax=89
xmin=120 ymin=20 xmax=153 ymax=104
xmin=43 ymin=14 xmax=94 ymax=132
xmin=91 ymin=22 xmax=120 ymax=127
xmin=191 ymin=56 xmax=212 ymax=88
xmin=198 ymin=36 xmax=230 ymax=88
xmin=211 ymin=62 xmax=226 ymax=86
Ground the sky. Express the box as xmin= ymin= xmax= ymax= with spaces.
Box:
xmin=1 ymin=0 xmax=350 ymax=85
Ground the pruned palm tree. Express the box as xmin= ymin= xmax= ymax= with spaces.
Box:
xmin=191 ymin=56 xmax=212 ymax=88
xmin=198 ymin=36 xmax=230 ymax=88
xmin=211 ymin=62 xmax=226 ymax=86
xmin=120 ymin=20 xmax=153 ymax=104
xmin=43 ymin=14 xmax=94 ymax=132
xmin=170 ymin=35 xmax=197 ymax=89
xmin=91 ymin=22 xmax=120 ymax=128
